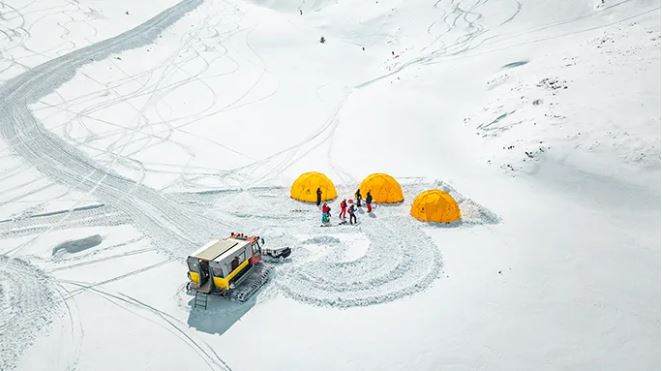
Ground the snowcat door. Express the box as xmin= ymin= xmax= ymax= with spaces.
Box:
xmin=210 ymin=261 xmax=227 ymax=291
xmin=187 ymin=257 xmax=201 ymax=285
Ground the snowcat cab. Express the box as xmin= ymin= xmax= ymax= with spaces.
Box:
xmin=186 ymin=233 xmax=289 ymax=302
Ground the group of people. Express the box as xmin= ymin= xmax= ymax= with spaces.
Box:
xmin=317 ymin=187 xmax=373 ymax=226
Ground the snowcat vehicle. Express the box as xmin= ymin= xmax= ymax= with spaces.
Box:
xmin=186 ymin=232 xmax=289 ymax=302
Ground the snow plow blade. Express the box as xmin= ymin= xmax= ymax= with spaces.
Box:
xmin=264 ymin=247 xmax=291 ymax=259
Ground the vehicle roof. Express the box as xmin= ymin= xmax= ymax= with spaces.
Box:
xmin=190 ymin=238 xmax=250 ymax=261
xmin=215 ymin=240 xmax=252 ymax=262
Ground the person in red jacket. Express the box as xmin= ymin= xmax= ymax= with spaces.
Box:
xmin=339 ymin=199 xmax=347 ymax=220
xmin=366 ymin=191 xmax=373 ymax=213
xmin=321 ymin=202 xmax=331 ymax=224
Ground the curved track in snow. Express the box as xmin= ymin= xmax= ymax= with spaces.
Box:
xmin=0 ymin=0 xmax=221 ymax=257
xmin=277 ymin=216 xmax=443 ymax=308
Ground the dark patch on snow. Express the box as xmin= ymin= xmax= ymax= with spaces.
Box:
xmin=537 ymin=77 xmax=568 ymax=90
xmin=502 ymin=60 xmax=529 ymax=69
xmin=477 ymin=111 xmax=519 ymax=134
xmin=52 ymin=234 xmax=103 ymax=256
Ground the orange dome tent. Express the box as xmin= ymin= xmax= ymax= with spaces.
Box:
xmin=359 ymin=173 xmax=404 ymax=203
xmin=290 ymin=171 xmax=337 ymax=203
xmin=410 ymin=189 xmax=461 ymax=223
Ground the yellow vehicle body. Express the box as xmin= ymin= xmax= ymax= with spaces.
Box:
xmin=188 ymin=271 xmax=200 ymax=285
xmin=213 ymin=258 xmax=250 ymax=290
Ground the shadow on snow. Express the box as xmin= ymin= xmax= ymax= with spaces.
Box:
xmin=186 ymin=294 xmax=257 ymax=335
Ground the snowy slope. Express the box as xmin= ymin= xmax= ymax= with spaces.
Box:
xmin=0 ymin=0 xmax=659 ymax=370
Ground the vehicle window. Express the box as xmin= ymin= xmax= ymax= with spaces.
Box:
xmin=187 ymin=258 xmax=199 ymax=272
xmin=232 ymin=255 xmax=241 ymax=268
xmin=212 ymin=265 xmax=224 ymax=277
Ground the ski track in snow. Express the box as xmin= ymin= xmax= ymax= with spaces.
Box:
xmin=0 ymin=204 xmax=130 ymax=240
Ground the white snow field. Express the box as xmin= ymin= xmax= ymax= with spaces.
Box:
xmin=0 ymin=0 xmax=659 ymax=369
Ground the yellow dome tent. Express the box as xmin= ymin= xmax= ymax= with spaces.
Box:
xmin=410 ymin=189 xmax=461 ymax=223
xmin=290 ymin=171 xmax=337 ymax=203
xmin=359 ymin=173 xmax=404 ymax=203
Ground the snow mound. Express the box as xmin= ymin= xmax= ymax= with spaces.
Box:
xmin=458 ymin=199 xmax=501 ymax=225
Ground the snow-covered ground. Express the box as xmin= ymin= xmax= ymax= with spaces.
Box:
xmin=0 ymin=0 xmax=659 ymax=370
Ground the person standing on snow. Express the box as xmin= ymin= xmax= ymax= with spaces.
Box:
xmin=355 ymin=188 xmax=362 ymax=207
xmin=316 ymin=187 xmax=322 ymax=207
xmin=339 ymin=199 xmax=348 ymax=220
xmin=366 ymin=191 xmax=373 ymax=213
xmin=321 ymin=202 xmax=331 ymax=224
xmin=348 ymin=200 xmax=357 ymax=225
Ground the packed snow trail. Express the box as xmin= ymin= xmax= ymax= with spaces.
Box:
xmin=0 ymin=0 xmax=221 ymax=257
xmin=278 ymin=216 xmax=443 ymax=308
xmin=0 ymin=256 xmax=61 ymax=370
